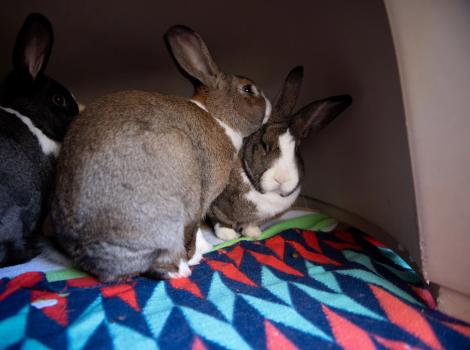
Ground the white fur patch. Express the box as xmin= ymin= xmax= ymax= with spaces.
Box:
xmin=189 ymin=99 xmax=208 ymax=112
xmin=260 ymin=130 xmax=299 ymax=195
xmin=168 ymin=259 xmax=191 ymax=279
xmin=214 ymin=223 xmax=239 ymax=241
xmin=262 ymin=93 xmax=272 ymax=124
xmin=0 ymin=106 xmax=61 ymax=157
xmin=215 ymin=119 xmax=243 ymax=152
xmin=188 ymin=228 xmax=213 ymax=266
xmin=242 ymin=224 xmax=262 ymax=238
xmin=189 ymin=99 xmax=243 ymax=152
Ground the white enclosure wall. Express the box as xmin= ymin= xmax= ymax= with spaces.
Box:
xmin=385 ymin=0 xmax=470 ymax=321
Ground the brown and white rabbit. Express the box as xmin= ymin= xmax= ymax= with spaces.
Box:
xmin=51 ymin=25 xmax=271 ymax=282
xmin=208 ymin=66 xmax=352 ymax=241
xmin=0 ymin=13 xmax=80 ymax=267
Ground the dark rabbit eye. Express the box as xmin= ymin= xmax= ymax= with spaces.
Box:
xmin=52 ymin=94 xmax=66 ymax=107
xmin=241 ymin=84 xmax=256 ymax=95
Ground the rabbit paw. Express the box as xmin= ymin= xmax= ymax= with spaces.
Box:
xmin=168 ymin=259 xmax=192 ymax=279
xmin=214 ymin=224 xmax=239 ymax=241
xmin=188 ymin=229 xmax=213 ymax=266
xmin=242 ymin=225 xmax=262 ymax=238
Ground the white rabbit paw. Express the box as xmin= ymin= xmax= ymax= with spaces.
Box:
xmin=242 ymin=224 xmax=262 ymax=238
xmin=168 ymin=259 xmax=192 ymax=279
xmin=214 ymin=224 xmax=239 ymax=241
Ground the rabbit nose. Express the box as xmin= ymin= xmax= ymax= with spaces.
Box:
xmin=274 ymin=175 xmax=287 ymax=185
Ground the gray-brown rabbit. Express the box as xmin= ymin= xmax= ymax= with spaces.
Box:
xmin=51 ymin=25 xmax=271 ymax=282
xmin=208 ymin=66 xmax=351 ymax=241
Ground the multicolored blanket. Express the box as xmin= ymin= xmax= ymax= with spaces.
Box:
xmin=1 ymin=219 xmax=469 ymax=349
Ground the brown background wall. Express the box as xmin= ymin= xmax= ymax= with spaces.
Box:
xmin=0 ymin=1 xmax=419 ymax=265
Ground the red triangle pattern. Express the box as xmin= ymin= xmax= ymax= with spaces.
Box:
xmin=335 ymin=231 xmax=356 ymax=244
xmin=373 ymin=335 xmax=421 ymax=350
xmin=264 ymin=320 xmax=298 ymax=350
xmin=362 ymin=234 xmax=386 ymax=247
xmin=169 ymin=277 xmax=203 ymax=299
xmin=410 ymin=285 xmax=437 ymax=309
xmin=0 ymin=272 xmax=43 ymax=302
xmin=442 ymin=321 xmax=470 ymax=339
xmin=322 ymin=305 xmax=376 ymax=350
xmin=31 ymin=290 xmax=68 ymax=326
xmin=207 ymin=260 xmax=257 ymax=287
xmin=225 ymin=245 xmax=245 ymax=267
xmin=67 ymin=276 xmax=100 ymax=288
xmin=192 ymin=336 xmax=208 ymax=350
xmin=286 ymin=241 xmax=341 ymax=266
xmin=101 ymin=284 xmax=141 ymax=311
xmin=301 ymin=231 xmax=322 ymax=253
xmin=370 ymin=284 xmax=443 ymax=350
xmin=323 ymin=240 xmax=364 ymax=252
xmin=248 ymin=251 xmax=303 ymax=277
xmin=265 ymin=235 xmax=286 ymax=259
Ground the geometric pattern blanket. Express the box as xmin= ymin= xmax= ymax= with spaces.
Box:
xmin=1 ymin=227 xmax=469 ymax=349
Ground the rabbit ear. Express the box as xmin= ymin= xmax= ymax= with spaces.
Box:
xmin=271 ymin=66 xmax=304 ymax=122
xmin=13 ymin=13 xmax=54 ymax=81
xmin=165 ymin=25 xmax=221 ymax=88
xmin=291 ymin=94 xmax=352 ymax=140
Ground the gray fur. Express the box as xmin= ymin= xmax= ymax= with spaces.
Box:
xmin=51 ymin=26 xmax=268 ymax=282
xmin=208 ymin=67 xmax=352 ymax=237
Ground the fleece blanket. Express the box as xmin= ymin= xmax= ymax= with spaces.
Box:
xmin=0 ymin=215 xmax=469 ymax=349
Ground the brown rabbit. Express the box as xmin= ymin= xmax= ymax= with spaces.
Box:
xmin=51 ymin=25 xmax=271 ymax=282
xmin=208 ymin=66 xmax=352 ymax=241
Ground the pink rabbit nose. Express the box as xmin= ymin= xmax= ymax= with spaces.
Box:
xmin=274 ymin=175 xmax=288 ymax=185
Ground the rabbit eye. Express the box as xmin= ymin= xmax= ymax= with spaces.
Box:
xmin=241 ymin=84 xmax=256 ymax=95
xmin=52 ymin=94 xmax=66 ymax=107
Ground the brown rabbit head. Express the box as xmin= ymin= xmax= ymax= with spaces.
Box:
xmin=242 ymin=66 xmax=352 ymax=196
xmin=165 ymin=25 xmax=270 ymax=140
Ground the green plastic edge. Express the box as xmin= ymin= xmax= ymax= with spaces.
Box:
xmin=210 ymin=213 xmax=337 ymax=252
xmin=46 ymin=267 xmax=88 ymax=282
xmin=45 ymin=213 xmax=336 ymax=282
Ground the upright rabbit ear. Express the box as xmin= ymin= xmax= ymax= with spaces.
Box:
xmin=291 ymin=94 xmax=352 ymax=140
xmin=13 ymin=13 xmax=54 ymax=81
xmin=165 ymin=25 xmax=221 ymax=88
xmin=271 ymin=66 xmax=304 ymax=122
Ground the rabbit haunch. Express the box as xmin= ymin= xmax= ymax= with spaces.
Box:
xmin=51 ymin=25 xmax=269 ymax=282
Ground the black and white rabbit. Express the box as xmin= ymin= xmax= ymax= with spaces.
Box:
xmin=51 ymin=25 xmax=271 ymax=282
xmin=0 ymin=13 xmax=80 ymax=266
xmin=208 ymin=66 xmax=352 ymax=240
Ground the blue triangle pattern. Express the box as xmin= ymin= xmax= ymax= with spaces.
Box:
xmin=337 ymin=269 xmax=422 ymax=306
xmin=207 ymin=272 xmax=236 ymax=322
xmin=108 ymin=322 xmax=158 ymax=350
xmin=21 ymin=338 xmax=51 ymax=350
xmin=0 ymin=225 xmax=467 ymax=349
xmin=260 ymin=266 xmax=292 ymax=305
xmin=305 ymin=262 xmax=341 ymax=292
xmin=292 ymin=282 xmax=384 ymax=321
xmin=343 ymin=250 xmax=378 ymax=273
xmin=240 ymin=293 xmax=331 ymax=341
xmin=142 ymin=283 xmax=175 ymax=339
xmin=180 ymin=306 xmax=251 ymax=350
xmin=67 ymin=296 xmax=106 ymax=350
xmin=0 ymin=305 xmax=29 ymax=349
